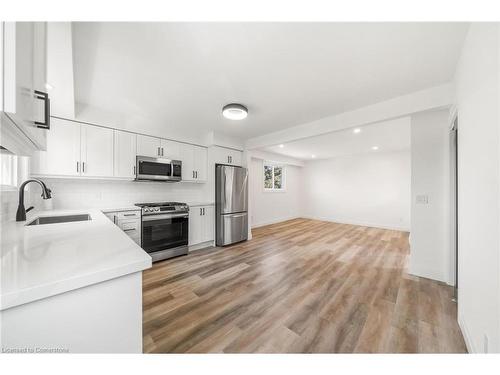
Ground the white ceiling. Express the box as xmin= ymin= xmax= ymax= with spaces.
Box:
xmin=72 ymin=22 xmax=468 ymax=141
xmin=262 ymin=117 xmax=410 ymax=160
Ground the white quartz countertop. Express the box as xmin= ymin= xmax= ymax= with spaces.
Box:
xmin=187 ymin=202 xmax=214 ymax=207
xmin=0 ymin=208 xmax=152 ymax=311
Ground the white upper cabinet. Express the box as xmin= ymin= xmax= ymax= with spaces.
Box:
xmin=31 ymin=119 xmax=114 ymax=178
xmin=114 ymin=130 xmax=136 ymax=178
xmin=213 ymin=146 xmax=243 ymax=166
xmin=161 ymin=139 xmax=181 ymax=160
xmin=193 ymin=145 xmax=207 ymax=182
xmin=31 ymin=117 xmax=80 ymax=176
xmin=80 ymin=124 xmax=114 ymax=177
xmin=136 ymin=134 xmax=161 ymax=158
xmin=179 ymin=143 xmax=207 ymax=182
xmin=1 ymin=22 xmax=48 ymax=152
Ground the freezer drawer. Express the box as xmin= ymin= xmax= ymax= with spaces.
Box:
xmin=216 ymin=212 xmax=248 ymax=246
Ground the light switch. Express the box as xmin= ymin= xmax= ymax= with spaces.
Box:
xmin=416 ymin=195 xmax=429 ymax=204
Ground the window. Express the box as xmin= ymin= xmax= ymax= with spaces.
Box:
xmin=263 ymin=163 xmax=285 ymax=191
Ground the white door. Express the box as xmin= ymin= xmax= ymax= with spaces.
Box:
xmin=202 ymin=206 xmax=214 ymax=242
xmin=81 ymin=124 xmax=114 ymax=177
xmin=179 ymin=143 xmax=195 ymax=181
xmin=193 ymin=146 xmax=207 ymax=182
xmin=188 ymin=206 xmax=202 ymax=245
xmin=114 ymin=130 xmax=136 ymax=178
xmin=161 ymin=139 xmax=181 ymax=159
xmin=31 ymin=117 xmax=80 ymax=176
xmin=137 ymin=134 xmax=161 ymax=158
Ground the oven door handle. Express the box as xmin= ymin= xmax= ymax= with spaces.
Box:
xmin=142 ymin=213 xmax=189 ymax=221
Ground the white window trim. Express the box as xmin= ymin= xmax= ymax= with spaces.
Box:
xmin=263 ymin=161 xmax=286 ymax=192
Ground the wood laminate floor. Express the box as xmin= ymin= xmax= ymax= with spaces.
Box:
xmin=142 ymin=219 xmax=467 ymax=353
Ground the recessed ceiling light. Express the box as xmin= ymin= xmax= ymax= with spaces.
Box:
xmin=279 ymin=144 xmax=284 ymax=148
xmin=222 ymin=103 xmax=248 ymax=120
xmin=353 ymin=128 xmax=361 ymax=134
xmin=44 ymin=82 xmax=53 ymax=91
xmin=372 ymin=146 xmax=379 ymax=151
xmin=311 ymin=154 xmax=316 ymax=158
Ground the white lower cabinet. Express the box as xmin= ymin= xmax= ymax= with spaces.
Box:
xmin=189 ymin=205 xmax=214 ymax=247
xmin=104 ymin=209 xmax=141 ymax=245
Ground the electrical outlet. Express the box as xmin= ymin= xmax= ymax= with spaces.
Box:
xmin=416 ymin=195 xmax=429 ymax=204
xmin=484 ymin=334 xmax=489 ymax=353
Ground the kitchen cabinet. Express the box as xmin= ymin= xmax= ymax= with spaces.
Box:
xmin=31 ymin=117 xmax=80 ymax=176
xmin=31 ymin=118 xmax=113 ymax=178
xmin=189 ymin=205 xmax=214 ymax=246
xmin=136 ymin=134 xmax=161 ymax=158
xmin=104 ymin=209 xmax=141 ymax=245
xmin=1 ymin=22 xmax=49 ymax=153
xmin=180 ymin=143 xmax=207 ymax=182
xmin=114 ymin=130 xmax=137 ymax=178
xmin=213 ymin=146 xmax=242 ymax=166
xmin=80 ymin=124 xmax=114 ymax=177
xmin=161 ymin=139 xmax=181 ymax=159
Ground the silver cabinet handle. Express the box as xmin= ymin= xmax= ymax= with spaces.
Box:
xmin=200 ymin=208 xmax=202 ymax=215
xmin=123 ymin=228 xmax=136 ymax=232
xmin=82 ymin=162 xmax=86 ymax=173
xmin=195 ymin=171 xmax=198 ymax=179
xmin=157 ymin=147 xmax=161 ymax=156
xmin=161 ymin=147 xmax=164 ymax=156
xmin=123 ymin=213 xmax=136 ymax=217
xmin=192 ymin=170 xmax=195 ymax=179
xmin=202 ymin=207 xmax=205 ymax=215
xmin=77 ymin=161 xmax=79 ymax=173
xmin=133 ymin=165 xmax=136 ymax=175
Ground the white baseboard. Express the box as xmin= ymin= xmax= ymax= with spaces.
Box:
xmin=188 ymin=240 xmax=214 ymax=252
xmin=458 ymin=313 xmax=475 ymax=353
xmin=301 ymin=215 xmax=410 ymax=232
xmin=251 ymin=215 xmax=300 ymax=229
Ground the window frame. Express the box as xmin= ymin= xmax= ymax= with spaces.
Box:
xmin=263 ymin=161 xmax=286 ymax=192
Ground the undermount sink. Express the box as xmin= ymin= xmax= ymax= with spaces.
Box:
xmin=26 ymin=214 xmax=92 ymax=226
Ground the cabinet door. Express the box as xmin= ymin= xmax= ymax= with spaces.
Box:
xmin=137 ymin=134 xmax=161 ymax=158
xmin=3 ymin=22 xmax=34 ymax=125
xmin=114 ymin=130 xmax=136 ymax=178
xmin=31 ymin=117 xmax=80 ymax=176
xmin=188 ymin=207 xmax=202 ymax=246
xmin=160 ymin=139 xmax=181 ymax=159
xmin=81 ymin=124 xmax=114 ymax=177
xmin=202 ymin=206 xmax=214 ymax=243
xmin=228 ymin=149 xmax=242 ymax=166
xmin=179 ymin=143 xmax=195 ymax=181
xmin=193 ymin=146 xmax=207 ymax=182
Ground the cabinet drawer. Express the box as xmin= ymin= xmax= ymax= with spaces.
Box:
xmin=116 ymin=211 xmax=141 ymax=220
xmin=119 ymin=219 xmax=140 ymax=232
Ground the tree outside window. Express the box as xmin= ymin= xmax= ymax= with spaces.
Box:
xmin=264 ymin=163 xmax=285 ymax=191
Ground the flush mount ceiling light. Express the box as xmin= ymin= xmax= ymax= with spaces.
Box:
xmin=279 ymin=144 xmax=284 ymax=148
xmin=311 ymin=154 xmax=316 ymax=158
xmin=353 ymin=128 xmax=361 ymax=134
xmin=372 ymin=146 xmax=379 ymax=151
xmin=222 ymin=103 xmax=248 ymax=120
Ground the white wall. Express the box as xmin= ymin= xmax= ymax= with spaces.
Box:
xmin=249 ymin=157 xmax=302 ymax=227
xmin=454 ymin=23 xmax=500 ymax=353
xmin=302 ymin=150 xmax=411 ymax=231
xmin=409 ymin=109 xmax=450 ymax=284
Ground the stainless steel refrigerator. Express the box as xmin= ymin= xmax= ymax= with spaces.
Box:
xmin=215 ymin=164 xmax=248 ymax=246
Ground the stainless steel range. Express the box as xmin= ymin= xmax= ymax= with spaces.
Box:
xmin=135 ymin=202 xmax=189 ymax=262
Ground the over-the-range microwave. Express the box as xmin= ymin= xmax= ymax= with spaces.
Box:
xmin=135 ymin=155 xmax=182 ymax=182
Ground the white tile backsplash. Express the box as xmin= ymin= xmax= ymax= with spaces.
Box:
xmin=30 ymin=178 xmax=211 ymax=210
